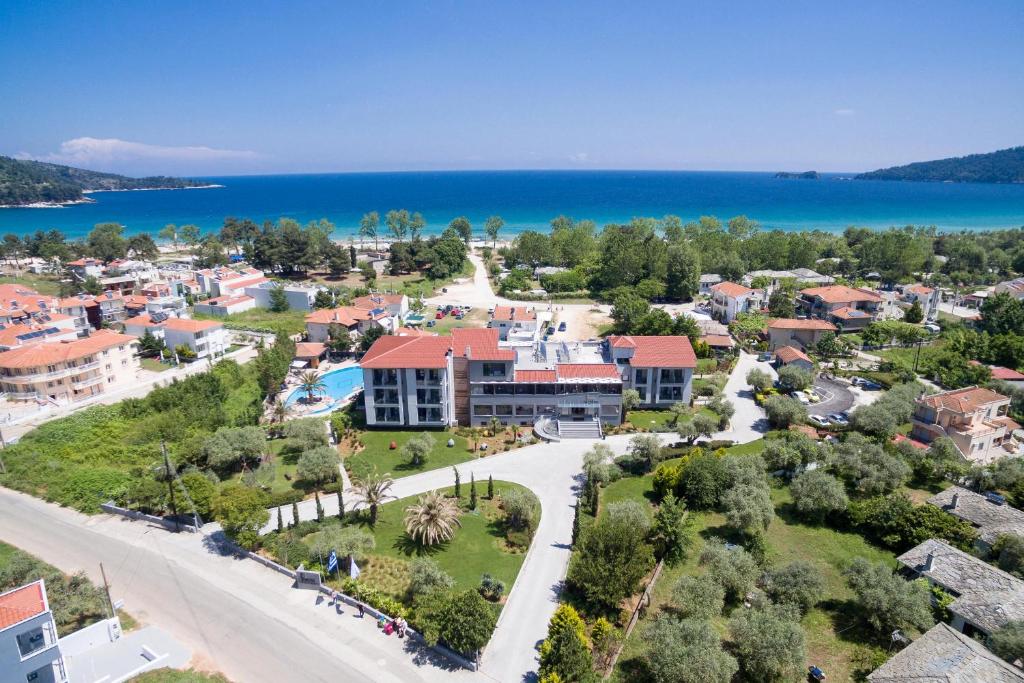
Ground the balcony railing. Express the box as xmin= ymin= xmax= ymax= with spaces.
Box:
xmin=3 ymin=360 xmax=100 ymax=382
xmin=72 ymin=375 xmax=104 ymax=390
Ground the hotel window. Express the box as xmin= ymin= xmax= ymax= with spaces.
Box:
xmin=515 ymin=384 xmax=535 ymax=395
xmin=375 ymin=407 xmax=400 ymax=422
xmin=417 ymin=388 xmax=441 ymax=404
xmin=495 ymin=405 xmax=513 ymax=416
xmin=637 ymin=388 xmax=647 ymax=401
xmin=659 ymin=386 xmax=684 ymax=401
xmin=418 ymin=407 xmax=442 ymax=422
xmin=372 ymin=369 xmax=398 ymax=386
xmin=634 ymin=369 xmax=648 ymax=384
xmin=494 ymin=384 xmax=513 ymax=395
xmin=474 ymin=405 xmax=493 ymax=416
xmin=515 ymin=405 xmax=533 ymax=416
xmin=660 ymin=369 xmax=685 ymax=384
xmin=374 ymin=389 xmax=399 ymax=404
xmin=482 ymin=363 xmax=506 ymax=378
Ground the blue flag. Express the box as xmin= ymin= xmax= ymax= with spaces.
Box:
xmin=327 ymin=550 xmax=338 ymax=574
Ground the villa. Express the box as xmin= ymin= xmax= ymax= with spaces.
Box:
xmin=766 ymin=318 xmax=836 ymax=351
xmin=899 ymin=283 xmax=939 ymax=319
xmin=124 ymin=315 xmax=227 ymax=359
xmin=910 ymin=386 xmax=1018 ymax=464
xmin=352 ymin=293 xmax=409 ymax=319
xmin=709 ymin=281 xmax=765 ymax=323
xmin=0 ymin=579 xmax=68 ymax=683
xmin=0 ymin=329 xmax=139 ymax=403
xmin=360 ymin=328 xmax=694 ymax=438
xmin=243 ymin=281 xmax=324 ymax=311
xmin=304 ymin=306 xmax=379 ymax=343
xmin=798 ymin=284 xmax=883 ymax=331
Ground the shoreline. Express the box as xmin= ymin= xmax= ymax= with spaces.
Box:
xmin=0 ymin=184 xmax=224 ymax=209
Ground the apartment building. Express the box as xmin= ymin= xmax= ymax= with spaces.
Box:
xmin=124 ymin=315 xmax=227 ymax=359
xmin=766 ymin=318 xmax=837 ymax=350
xmin=361 ymin=328 xmax=694 ymax=438
xmin=709 ymin=281 xmax=765 ymax=323
xmin=243 ymin=281 xmax=323 ymax=311
xmin=0 ymin=329 xmax=139 ymax=403
xmin=0 ymin=315 xmax=79 ymax=351
xmin=487 ymin=306 xmax=540 ymax=341
xmin=798 ymin=285 xmax=883 ymax=331
xmin=0 ymin=580 xmax=68 ymax=683
xmin=66 ymin=258 xmax=105 ymax=280
xmin=192 ymin=294 xmax=256 ymax=317
xmin=305 ymin=306 xmax=378 ymax=343
xmin=194 ymin=266 xmax=267 ymax=297
xmin=910 ymin=386 xmax=1019 ymax=464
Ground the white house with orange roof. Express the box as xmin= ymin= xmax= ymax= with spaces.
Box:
xmin=911 ymin=386 xmax=1020 ymax=464
xmin=243 ymin=280 xmax=323 ymax=311
xmin=125 ymin=315 xmax=227 ymax=359
xmin=709 ymin=281 xmax=765 ymax=323
xmin=0 ymin=315 xmax=80 ymax=351
xmin=0 ymin=329 xmax=139 ymax=403
xmin=799 ymin=285 xmax=883 ymax=331
xmin=899 ymin=283 xmax=940 ymax=319
xmin=0 ymin=579 xmax=68 ymax=683
xmin=488 ymin=305 xmax=543 ymax=341
xmin=66 ymin=258 xmax=105 ymax=280
xmin=353 ymin=293 xmax=409 ymax=319
xmin=607 ymin=334 xmax=697 ymax=406
xmin=304 ymin=306 xmax=378 ymax=343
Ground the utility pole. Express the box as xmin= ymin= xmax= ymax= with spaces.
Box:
xmin=162 ymin=441 xmax=180 ymax=532
xmin=99 ymin=563 xmax=115 ymax=619
xmin=914 ymin=338 xmax=924 ymax=373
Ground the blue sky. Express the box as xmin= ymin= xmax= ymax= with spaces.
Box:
xmin=1 ymin=1 xmax=1021 ymax=176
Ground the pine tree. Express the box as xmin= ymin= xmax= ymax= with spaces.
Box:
xmin=487 ymin=474 xmax=494 ymax=500
xmin=453 ymin=466 xmax=462 ymax=499
xmin=291 ymin=501 xmax=300 ymax=528
xmin=277 ymin=507 xmax=284 ymax=532
xmin=470 ymin=473 xmax=478 ymax=510
xmin=337 ymin=488 xmax=345 ymax=522
xmin=315 ymin=491 xmax=324 ymax=522
xmin=571 ymin=501 xmax=581 ymax=546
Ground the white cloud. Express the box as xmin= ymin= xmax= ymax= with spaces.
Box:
xmin=568 ymin=152 xmax=590 ymax=163
xmin=17 ymin=137 xmax=259 ymax=168
xmin=833 ymin=108 xmax=856 ymax=117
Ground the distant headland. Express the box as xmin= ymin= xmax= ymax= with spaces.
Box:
xmin=0 ymin=155 xmax=218 ymax=208
xmin=856 ymin=145 xmax=1024 ymax=184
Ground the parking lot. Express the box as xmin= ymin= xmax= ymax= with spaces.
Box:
xmin=808 ymin=375 xmax=856 ymax=419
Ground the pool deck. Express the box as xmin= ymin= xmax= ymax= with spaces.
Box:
xmin=280 ymin=359 xmax=362 ymax=417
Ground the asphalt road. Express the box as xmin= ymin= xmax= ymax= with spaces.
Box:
xmin=810 ymin=376 xmax=856 ymax=417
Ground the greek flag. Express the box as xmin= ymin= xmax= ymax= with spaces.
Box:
xmin=349 ymin=556 xmax=360 ymax=580
xmin=326 ymin=550 xmax=338 ymax=574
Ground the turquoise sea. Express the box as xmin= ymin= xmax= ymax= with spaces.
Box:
xmin=2 ymin=170 xmax=1024 ymax=239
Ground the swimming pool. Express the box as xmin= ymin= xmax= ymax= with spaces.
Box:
xmin=284 ymin=365 xmax=364 ymax=413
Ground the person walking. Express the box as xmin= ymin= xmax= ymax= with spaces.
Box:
xmin=357 ymin=602 xmax=365 ymax=618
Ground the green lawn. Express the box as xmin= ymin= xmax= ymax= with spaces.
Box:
xmin=140 ymin=357 xmax=172 ymax=372
xmin=345 ymin=430 xmax=473 ymax=479
xmin=874 ymin=339 xmax=945 ymax=368
xmin=193 ymin=307 xmax=309 ymax=335
xmin=226 ymin=437 xmax=322 ymax=496
xmin=130 ymin=669 xmax=230 ymax=683
xmin=607 ymin=469 xmax=897 ymax=683
xmin=0 ymin=273 xmax=62 ymax=295
xmin=696 ymin=358 xmax=719 ymax=374
xmin=625 ymin=407 xmax=718 ymax=432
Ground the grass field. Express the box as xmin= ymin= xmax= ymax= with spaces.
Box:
xmin=344 ymin=430 xmax=473 ymax=479
xmin=193 ymin=307 xmax=309 ymax=335
xmin=320 ymin=481 xmax=530 ymax=599
xmin=130 ymin=669 xmax=230 ymax=683
xmin=140 ymin=357 xmax=172 ymax=372
xmin=874 ymin=339 xmax=945 ymax=368
xmin=0 ymin=273 xmax=62 ymax=295
xmin=227 ymin=437 xmax=319 ymax=495
xmin=605 ymin=457 xmax=897 ymax=683
xmin=624 ymin=407 xmax=719 ymax=432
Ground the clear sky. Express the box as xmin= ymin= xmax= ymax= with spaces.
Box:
xmin=1 ymin=1 xmax=1021 ymax=176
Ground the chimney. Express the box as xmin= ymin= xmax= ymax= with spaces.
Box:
xmin=464 ymin=345 xmax=472 ymax=360
xmin=923 ymin=552 xmax=935 ymax=572
xmin=951 ymin=492 xmax=959 ymax=509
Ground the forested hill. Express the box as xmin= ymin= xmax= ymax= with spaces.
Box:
xmin=856 ymin=146 xmax=1024 ymax=184
xmin=0 ymin=155 xmax=208 ymax=206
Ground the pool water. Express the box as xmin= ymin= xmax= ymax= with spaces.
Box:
xmin=285 ymin=365 xmax=364 ymax=411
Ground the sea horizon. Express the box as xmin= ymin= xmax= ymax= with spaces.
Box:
xmin=2 ymin=169 xmax=1023 ymax=239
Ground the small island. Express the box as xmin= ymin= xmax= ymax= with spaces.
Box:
xmin=774 ymin=171 xmax=819 ymax=179
xmin=0 ymin=155 xmax=217 ymax=207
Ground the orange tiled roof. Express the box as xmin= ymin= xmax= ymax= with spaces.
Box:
xmin=491 ymin=306 xmax=536 ymax=322
xmin=905 ymin=284 xmax=934 ymax=295
xmin=453 ymin=328 xmax=515 ymax=361
xmin=360 ymin=335 xmax=452 ymax=369
xmin=990 ymin=366 xmax=1024 ymax=382
xmin=830 ymin=306 xmax=873 ymax=321
xmin=556 ymin=363 xmax=621 ymax=380
xmin=0 ymin=321 xmax=76 ymax=348
xmin=515 ymin=369 xmax=558 ymax=382
xmin=0 ymin=582 xmax=46 ymax=629
xmin=992 ymin=416 xmax=1022 ymax=432
xmin=775 ymin=345 xmax=812 ymax=364
xmin=700 ymin=334 xmax=734 ymax=348
xmin=0 ymin=284 xmax=42 ymax=302
xmin=295 ymin=342 xmax=326 ymax=358
xmin=607 ymin=335 xmax=696 ymax=368
xmin=395 ymin=327 xmax=433 ymax=337
xmin=801 ymin=284 xmax=882 ymax=304
xmin=711 ymin=281 xmax=755 ymax=298
xmin=305 ymin=307 xmax=372 ymax=326
xmin=353 ymin=294 xmax=405 ymax=310
xmin=767 ymin=318 xmax=837 ymax=331
xmin=919 ymin=386 xmax=1009 ymax=413
xmin=0 ymin=330 xmax=136 ymax=369
xmin=164 ymin=318 xmax=223 ymax=333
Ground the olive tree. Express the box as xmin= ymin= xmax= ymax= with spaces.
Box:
xmin=644 ymin=614 xmax=737 ymax=683
xmin=762 ymin=561 xmax=825 ymax=613
xmin=728 ymin=603 xmax=806 ymax=682
xmin=671 ymin=574 xmax=725 ymax=620
xmin=843 ymin=557 xmax=934 ymax=633
xmin=790 ymin=470 xmax=848 ymax=522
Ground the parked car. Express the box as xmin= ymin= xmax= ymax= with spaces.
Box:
xmin=792 ymin=392 xmax=812 ymax=405
xmin=435 ymin=311 xmax=444 ymax=319
xmin=808 ymin=415 xmax=830 ymax=428
xmin=758 ymin=352 xmax=772 ymax=362
xmin=426 ymin=320 xmax=436 ymax=327
xmin=558 ymin=321 xmax=567 ymax=331
xmin=828 ymin=413 xmax=849 ymax=426
xmin=861 ymin=380 xmax=882 ymax=390
xmin=924 ymin=322 xmax=941 ymax=333
xmin=547 ymin=326 xmax=555 ymax=335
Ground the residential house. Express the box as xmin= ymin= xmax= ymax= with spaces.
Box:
xmin=798 ymin=285 xmax=883 ymax=331
xmin=0 ymin=315 xmax=80 ymax=351
xmin=709 ymin=281 xmax=765 ymax=323
xmin=488 ymin=306 xmax=539 ymax=341
xmin=989 ymin=365 xmax=1024 ymax=389
xmin=867 ymin=622 xmax=1024 ymax=682
xmin=244 ymin=281 xmax=323 ymax=311
xmin=699 ymin=334 xmax=734 ymax=354
xmin=0 ymin=580 xmax=68 ymax=683
xmin=352 ymin=293 xmax=409 ymax=319
xmin=910 ymin=386 xmax=1019 ymax=464
xmin=928 ymin=486 xmax=1024 ymax=552
xmin=699 ymin=274 xmax=722 ymax=295
xmin=766 ymin=318 xmax=837 ymax=351
xmin=995 ymin=277 xmax=1024 ymax=302
xmin=0 ymin=329 xmax=139 ymax=403
xmin=66 ymin=258 xmax=105 ymax=280
xmin=607 ymin=335 xmax=697 ymax=406
xmin=897 ymin=538 xmax=1024 ymax=639
xmin=774 ymin=345 xmax=814 ymax=371
xmin=194 ymin=266 xmax=266 ymax=297
xmin=899 ymin=283 xmax=940 ymax=320
xmin=125 ymin=315 xmax=227 ymax=360
xmin=743 ymin=268 xmax=834 ymax=290
xmin=193 ymin=294 xmax=256 ymax=317
xmin=55 ymin=296 xmax=99 ymax=332
xmin=305 ymin=306 xmax=378 ymax=343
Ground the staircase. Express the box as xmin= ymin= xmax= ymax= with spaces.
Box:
xmin=556 ymin=419 xmax=602 ymax=439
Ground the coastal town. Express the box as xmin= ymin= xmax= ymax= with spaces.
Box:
xmin=0 ymin=211 xmax=1020 ymax=683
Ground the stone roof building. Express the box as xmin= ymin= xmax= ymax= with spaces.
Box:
xmin=928 ymin=487 xmax=1024 ymax=550
xmin=867 ymin=622 xmax=1024 ymax=682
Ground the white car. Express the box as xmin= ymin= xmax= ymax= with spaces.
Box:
xmin=828 ymin=413 xmax=850 ymax=427
xmin=792 ymin=392 xmax=812 ymax=405
xmin=808 ymin=415 xmax=830 ymax=428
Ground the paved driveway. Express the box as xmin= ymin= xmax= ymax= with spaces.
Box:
xmin=810 ymin=376 xmax=855 ymax=417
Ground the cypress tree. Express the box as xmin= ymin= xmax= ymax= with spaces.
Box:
xmin=315 ymin=491 xmax=324 ymax=522
xmin=470 ymin=473 xmax=477 ymax=510
xmin=571 ymin=501 xmax=580 ymax=546
xmin=291 ymin=501 xmax=300 ymax=528
xmin=337 ymin=488 xmax=345 ymax=521
xmin=453 ymin=466 xmax=461 ymax=498
xmin=277 ymin=506 xmax=284 ymax=533
xmin=487 ymin=474 xmax=494 ymax=500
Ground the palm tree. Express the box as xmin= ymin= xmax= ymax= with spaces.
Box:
xmin=354 ymin=469 xmax=395 ymax=526
xmin=298 ymin=370 xmax=327 ymax=403
xmin=404 ymin=490 xmax=462 ymax=546
xmin=271 ymin=398 xmax=290 ymax=426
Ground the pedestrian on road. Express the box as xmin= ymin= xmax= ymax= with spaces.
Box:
xmin=357 ymin=602 xmax=365 ymax=618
